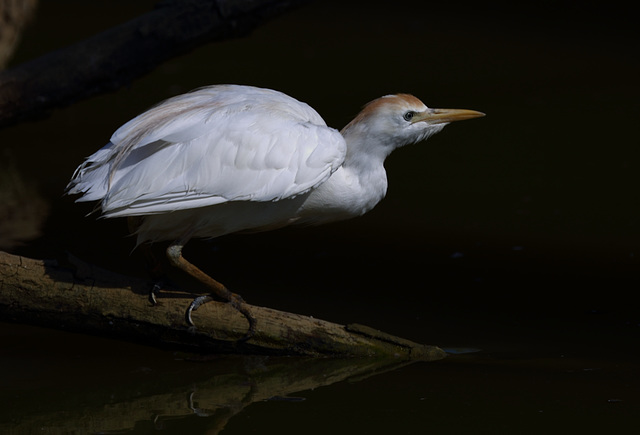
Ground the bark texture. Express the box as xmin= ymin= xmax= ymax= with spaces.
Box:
xmin=0 ymin=250 xmax=446 ymax=359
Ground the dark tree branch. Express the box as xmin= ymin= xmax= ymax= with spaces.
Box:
xmin=0 ymin=0 xmax=310 ymax=129
xmin=0 ymin=250 xmax=446 ymax=358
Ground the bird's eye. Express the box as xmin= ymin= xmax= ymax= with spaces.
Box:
xmin=403 ymin=111 xmax=415 ymax=122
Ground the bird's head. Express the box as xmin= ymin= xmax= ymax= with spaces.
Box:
xmin=341 ymin=94 xmax=484 ymax=157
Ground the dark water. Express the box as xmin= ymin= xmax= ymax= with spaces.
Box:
xmin=1 ymin=0 xmax=639 ymax=433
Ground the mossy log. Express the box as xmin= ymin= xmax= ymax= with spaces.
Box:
xmin=0 ymin=251 xmax=446 ymax=359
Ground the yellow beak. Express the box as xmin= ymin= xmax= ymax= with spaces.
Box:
xmin=413 ymin=108 xmax=485 ymax=124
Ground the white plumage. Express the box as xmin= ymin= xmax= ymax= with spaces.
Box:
xmin=67 ymin=84 xmax=483 ymax=333
xmin=69 ymin=85 xmax=482 ymax=244
xmin=71 ymin=87 xmax=340 ymax=207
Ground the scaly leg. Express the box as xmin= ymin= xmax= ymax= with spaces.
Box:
xmin=138 ymin=244 xmax=165 ymax=305
xmin=128 ymin=217 xmax=165 ymax=305
xmin=166 ymin=241 xmax=256 ymax=340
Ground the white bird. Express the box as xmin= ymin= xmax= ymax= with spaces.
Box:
xmin=67 ymin=84 xmax=484 ymax=339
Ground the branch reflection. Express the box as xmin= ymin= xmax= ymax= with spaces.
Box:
xmin=2 ymin=354 xmax=442 ymax=434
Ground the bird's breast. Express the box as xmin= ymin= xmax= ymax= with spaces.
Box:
xmin=294 ymin=165 xmax=387 ymax=225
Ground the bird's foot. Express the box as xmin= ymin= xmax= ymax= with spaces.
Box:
xmin=149 ymin=281 xmax=163 ymax=305
xmin=186 ymin=293 xmax=256 ymax=341
xmin=185 ymin=294 xmax=214 ymax=325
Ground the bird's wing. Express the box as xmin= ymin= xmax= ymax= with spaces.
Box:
xmin=67 ymin=85 xmax=347 ymax=218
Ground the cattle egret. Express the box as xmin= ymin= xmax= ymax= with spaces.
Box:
xmin=67 ymin=84 xmax=484 ymax=339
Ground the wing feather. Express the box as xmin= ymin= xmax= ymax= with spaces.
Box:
xmin=67 ymin=85 xmax=346 ymax=218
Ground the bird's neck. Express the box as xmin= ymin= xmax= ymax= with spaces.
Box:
xmin=340 ymin=124 xmax=395 ymax=174
xmin=293 ymin=127 xmax=392 ymax=225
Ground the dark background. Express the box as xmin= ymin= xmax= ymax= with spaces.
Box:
xmin=4 ymin=0 xmax=638 ymax=337
xmin=1 ymin=1 xmax=639 ymax=433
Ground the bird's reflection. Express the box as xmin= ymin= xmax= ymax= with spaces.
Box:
xmin=2 ymin=354 xmax=442 ymax=434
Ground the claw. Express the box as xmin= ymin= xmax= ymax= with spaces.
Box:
xmin=237 ymin=304 xmax=256 ymax=342
xmin=185 ymin=294 xmax=214 ymax=326
xmin=185 ymin=294 xmax=256 ymax=341
xmin=166 ymin=241 xmax=255 ymax=340
xmin=149 ymin=281 xmax=163 ymax=305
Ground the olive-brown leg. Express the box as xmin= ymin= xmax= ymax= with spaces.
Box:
xmin=166 ymin=241 xmax=256 ymax=340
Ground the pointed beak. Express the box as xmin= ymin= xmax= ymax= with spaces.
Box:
xmin=413 ymin=108 xmax=485 ymax=125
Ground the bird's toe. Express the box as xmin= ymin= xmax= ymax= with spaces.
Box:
xmin=185 ymin=294 xmax=214 ymax=326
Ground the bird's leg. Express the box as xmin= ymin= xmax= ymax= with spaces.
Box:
xmin=140 ymin=246 xmax=166 ymax=305
xmin=165 ymin=242 xmax=256 ymax=340
xmin=128 ymin=217 xmax=165 ymax=305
